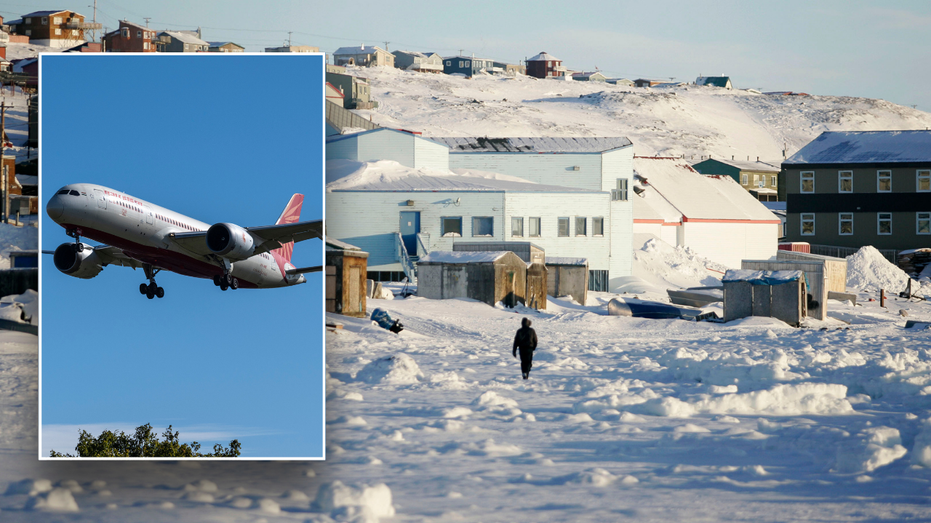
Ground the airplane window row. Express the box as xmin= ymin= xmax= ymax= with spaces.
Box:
xmin=57 ymin=189 xmax=80 ymax=196
xmin=155 ymin=213 xmax=197 ymax=231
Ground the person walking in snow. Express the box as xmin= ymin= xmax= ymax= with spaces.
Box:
xmin=513 ymin=317 xmax=538 ymax=380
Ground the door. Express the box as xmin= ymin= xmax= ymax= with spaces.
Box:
xmin=399 ymin=211 xmax=420 ymax=256
xmin=94 ymin=189 xmax=107 ymax=210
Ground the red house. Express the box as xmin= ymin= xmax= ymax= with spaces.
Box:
xmin=103 ymin=20 xmax=157 ymax=52
xmin=526 ymin=51 xmax=566 ymax=79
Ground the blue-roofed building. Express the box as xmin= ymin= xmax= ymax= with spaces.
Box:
xmin=442 ymin=55 xmax=495 ymax=77
xmin=782 ymin=130 xmax=931 ymax=255
xmin=695 ymin=76 xmax=733 ymax=89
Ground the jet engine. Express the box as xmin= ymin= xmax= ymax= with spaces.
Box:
xmin=206 ymin=223 xmax=255 ymax=259
xmin=53 ymin=243 xmax=104 ymax=279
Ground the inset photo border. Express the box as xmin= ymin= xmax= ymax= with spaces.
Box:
xmin=39 ymin=53 xmax=326 ymax=460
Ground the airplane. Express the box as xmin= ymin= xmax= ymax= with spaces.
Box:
xmin=46 ymin=183 xmax=323 ymax=299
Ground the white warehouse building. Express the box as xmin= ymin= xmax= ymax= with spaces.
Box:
xmin=632 ymin=157 xmax=780 ymax=268
xmin=325 ymin=131 xmax=635 ymax=291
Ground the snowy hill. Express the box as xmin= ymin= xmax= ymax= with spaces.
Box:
xmin=349 ymin=67 xmax=931 ymax=160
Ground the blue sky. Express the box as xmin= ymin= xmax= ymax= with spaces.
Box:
xmin=3 ymin=1 xmax=930 ymax=111
xmin=39 ymin=54 xmax=325 ymax=459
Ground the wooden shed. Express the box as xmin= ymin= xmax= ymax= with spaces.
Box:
xmin=742 ymin=250 xmax=846 ymax=321
xmin=546 ymin=257 xmax=589 ymax=305
xmin=325 ymin=238 xmax=369 ymax=318
xmin=417 ymin=251 xmax=534 ymax=308
xmin=723 ymin=270 xmax=807 ymax=326
xmin=453 ymin=241 xmax=545 ymax=265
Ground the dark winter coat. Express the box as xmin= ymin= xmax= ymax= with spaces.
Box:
xmin=513 ymin=318 xmax=538 ymax=358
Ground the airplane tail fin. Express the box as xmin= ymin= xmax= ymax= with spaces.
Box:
xmin=274 ymin=194 xmax=303 ymax=263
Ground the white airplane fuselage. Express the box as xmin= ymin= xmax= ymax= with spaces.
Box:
xmin=47 ymin=183 xmax=306 ymax=289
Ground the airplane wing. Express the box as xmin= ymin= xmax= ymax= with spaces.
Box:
xmin=286 ymin=265 xmax=323 ymax=275
xmin=92 ymin=245 xmax=148 ymax=269
xmin=248 ymin=219 xmax=324 ymax=257
xmin=166 ymin=220 xmax=323 ymax=260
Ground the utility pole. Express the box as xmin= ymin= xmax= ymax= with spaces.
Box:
xmin=144 ymin=17 xmax=151 ymax=27
xmin=288 ymin=31 xmax=292 ymax=46
xmin=383 ymin=41 xmax=389 ymax=51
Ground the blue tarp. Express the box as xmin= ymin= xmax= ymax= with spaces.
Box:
xmin=722 ymin=270 xmax=803 ymax=285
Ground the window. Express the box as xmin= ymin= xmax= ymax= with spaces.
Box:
xmin=839 ymin=171 xmax=852 ymax=193
xmin=801 ymin=213 xmax=815 ymax=235
xmin=511 ymin=217 xmax=523 ymax=237
xmin=41 ymin=17 xmax=48 ymax=25
xmin=465 ymin=60 xmax=471 ymax=67
xmin=144 ymin=42 xmax=149 ymax=50
xmin=839 ymin=213 xmax=853 ymax=235
xmin=446 ymin=61 xmax=451 ymax=66
xmin=741 ymin=174 xmax=748 ymax=185
xmin=472 ymin=216 xmax=493 ymax=236
xmin=53 ymin=16 xmax=62 ymax=24
xmin=878 ymin=213 xmax=892 ymax=235
xmin=771 ymin=176 xmax=777 ymax=187
xmin=54 ymin=28 xmax=61 ymax=35
xmin=529 ymin=217 xmax=541 ymax=237
xmin=575 ymin=217 xmax=587 ymax=236
xmin=137 ymin=30 xmax=142 ymax=37
xmin=918 ymin=213 xmax=931 ymax=235
xmin=459 ymin=61 xmax=464 ymax=68
xmin=558 ymin=217 xmax=570 ymax=237
xmin=593 ymin=217 xmax=604 ymax=236
xmin=121 ymin=27 xmax=129 ymax=37
xmin=801 ymin=171 xmax=814 ymax=193
xmin=612 ymin=178 xmax=628 ymax=201
xmin=918 ymin=170 xmax=930 ymax=192
xmin=877 ymin=170 xmax=892 ymax=192
xmin=24 ymin=30 xmax=31 ymax=36
xmin=441 ymin=216 xmax=462 ymax=237
xmin=24 ymin=18 xmax=31 ymax=24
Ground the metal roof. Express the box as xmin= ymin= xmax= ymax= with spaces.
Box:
xmin=785 ymin=130 xmax=931 ymax=165
xmin=432 ymin=136 xmax=632 ymax=153
xmin=527 ymin=52 xmax=560 ymax=62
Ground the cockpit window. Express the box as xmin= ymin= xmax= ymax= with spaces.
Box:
xmin=69 ymin=190 xmax=80 ymax=196
xmin=57 ymin=189 xmax=69 ymax=195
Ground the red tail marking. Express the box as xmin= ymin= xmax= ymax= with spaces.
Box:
xmin=273 ymin=194 xmax=303 ymax=263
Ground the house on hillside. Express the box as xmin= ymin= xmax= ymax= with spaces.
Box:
xmin=493 ymin=62 xmax=525 ymax=76
xmin=695 ymin=76 xmax=733 ymax=89
xmin=442 ymin=55 xmax=495 ymax=77
xmin=572 ymin=71 xmax=607 ymax=82
xmin=9 ymin=10 xmax=98 ymax=48
xmin=102 ymin=20 xmax=156 ymax=52
xmin=607 ymin=78 xmax=634 ymax=87
xmin=782 ymin=130 xmax=931 ymax=254
xmin=326 ymin=65 xmax=377 ymax=110
xmin=634 ymin=79 xmax=666 ymax=88
xmin=431 ymin=136 xmax=635 ymax=290
xmin=392 ymin=50 xmax=443 ymax=73
xmin=265 ymin=45 xmax=318 ymax=53
xmin=156 ymin=30 xmax=208 ymax=52
xmin=334 ymin=45 xmax=394 ymax=67
xmin=692 ymin=158 xmax=781 ymax=201
xmin=632 ymin=157 xmax=780 ymax=268
xmin=208 ymin=41 xmax=244 ymax=52
xmin=526 ymin=52 xmax=565 ymax=78
xmin=325 ymin=82 xmax=344 ymax=105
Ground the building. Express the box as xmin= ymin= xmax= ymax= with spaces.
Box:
xmin=631 ymin=157 xmax=780 ymax=268
xmin=493 ymin=62 xmax=525 ymax=76
xmin=326 ymin=65 xmax=377 ymax=110
xmin=782 ymin=130 xmax=931 ymax=253
xmin=691 ymin=158 xmax=781 ymax=201
xmin=102 ymin=20 xmax=156 ymax=52
xmin=9 ymin=10 xmax=99 ymax=48
xmin=326 ymin=128 xmax=448 ymax=171
xmin=442 ymin=55 xmax=495 ymax=77
xmin=424 ymin=136 xmax=636 ymax=291
xmin=392 ymin=50 xmax=443 ymax=73
xmin=208 ymin=41 xmax=244 ymax=53
xmin=695 ymin=76 xmax=733 ymax=89
xmin=526 ymin=51 xmax=565 ymax=78
xmin=607 ymin=78 xmax=634 ymax=87
xmin=334 ymin=45 xmax=394 ymax=67
xmin=571 ymin=71 xmax=607 ymax=82
xmin=634 ymin=79 xmax=666 ymax=88
xmin=325 ymin=82 xmax=344 ymax=105
xmin=325 ymin=238 xmax=368 ymax=318
xmin=265 ymin=45 xmax=318 ymax=53
xmin=417 ymin=251 xmax=538 ymax=308
xmin=156 ymin=30 xmax=208 ymax=53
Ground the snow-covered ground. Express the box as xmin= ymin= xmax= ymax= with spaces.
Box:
xmin=349 ymin=67 xmax=931 ymax=160
xmin=4 ymin=242 xmax=930 ymax=521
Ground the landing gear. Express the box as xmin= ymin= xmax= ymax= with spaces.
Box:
xmin=140 ymin=263 xmax=165 ymax=299
xmin=66 ymin=228 xmax=84 ymax=253
xmin=212 ymin=262 xmax=239 ymax=291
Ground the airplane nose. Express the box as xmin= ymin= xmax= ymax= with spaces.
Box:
xmin=46 ymin=195 xmax=64 ymax=221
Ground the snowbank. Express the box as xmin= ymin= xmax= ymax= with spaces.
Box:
xmin=355 ymin=353 xmax=424 ymax=384
xmin=846 ymin=246 xmax=916 ymax=293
